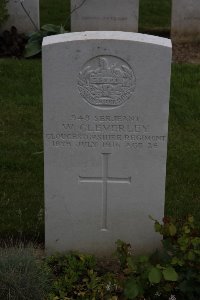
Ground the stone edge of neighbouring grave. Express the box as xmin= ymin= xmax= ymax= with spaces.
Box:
xmin=70 ymin=0 xmax=139 ymax=32
xmin=1 ymin=0 xmax=40 ymax=34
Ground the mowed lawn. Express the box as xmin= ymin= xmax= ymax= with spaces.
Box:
xmin=1 ymin=0 xmax=200 ymax=242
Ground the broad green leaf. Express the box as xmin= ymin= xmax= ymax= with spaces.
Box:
xmin=124 ymin=279 xmax=139 ymax=299
xmin=188 ymin=215 xmax=194 ymax=223
xmin=148 ymin=267 xmax=162 ymax=284
xmin=28 ymin=31 xmax=43 ymax=42
xmin=183 ymin=226 xmax=190 ymax=234
xmin=24 ymin=41 xmax=41 ymax=58
xmin=192 ymin=237 xmax=200 ymax=246
xmin=178 ymin=236 xmax=189 ymax=248
xmin=171 ymin=257 xmax=184 ymax=266
xmin=138 ymin=255 xmax=149 ymax=263
xmin=171 ymin=257 xmax=179 ymax=265
xmin=169 ymin=224 xmax=177 ymax=236
xmin=163 ymin=267 xmax=178 ymax=281
xmin=154 ymin=222 xmax=162 ymax=232
xmin=42 ymin=24 xmax=62 ymax=33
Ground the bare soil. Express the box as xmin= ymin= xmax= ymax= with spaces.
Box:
xmin=142 ymin=28 xmax=200 ymax=64
xmin=172 ymin=41 xmax=200 ymax=64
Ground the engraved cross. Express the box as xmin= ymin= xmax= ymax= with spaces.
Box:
xmin=79 ymin=153 xmax=131 ymax=231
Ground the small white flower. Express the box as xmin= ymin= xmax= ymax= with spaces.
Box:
xmin=169 ymin=295 xmax=176 ymax=300
xmin=155 ymin=291 xmax=161 ymax=297
xmin=105 ymin=282 xmax=112 ymax=291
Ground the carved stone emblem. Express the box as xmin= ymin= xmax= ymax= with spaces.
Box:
xmin=78 ymin=55 xmax=136 ymax=108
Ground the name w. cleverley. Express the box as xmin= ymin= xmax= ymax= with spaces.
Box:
xmin=79 ymin=124 xmax=149 ymax=133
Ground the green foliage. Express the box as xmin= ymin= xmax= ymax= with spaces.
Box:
xmin=42 ymin=217 xmax=200 ymax=300
xmin=0 ymin=26 xmax=27 ymax=58
xmin=1 ymin=217 xmax=197 ymax=300
xmin=116 ymin=216 xmax=200 ymax=299
xmin=124 ymin=278 xmax=142 ymax=299
xmin=0 ymin=245 xmax=50 ymax=300
xmin=25 ymin=24 xmax=66 ymax=58
xmin=45 ymin=252 xmax=120 ymax=299
xmin=115 ymin=240 xmax=132 ymax=269
xmin=0 ymin=0 xmax=8 ymax=27
xmin=148 ymin=267 xmax=162 ymax=284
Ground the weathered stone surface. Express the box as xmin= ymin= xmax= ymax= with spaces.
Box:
xmin=3 ymin=0 xmax=39 ymax=33
xmin=71 ymin=0 xmax=139 ymax=32
xmin=171 ymin=0 xmax=200 ymax=40
xmin=43 ymin=32 xmax=172 ymax=256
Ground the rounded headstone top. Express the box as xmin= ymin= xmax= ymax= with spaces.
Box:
xmin=42 ymin=31 xmax=172 ymax=48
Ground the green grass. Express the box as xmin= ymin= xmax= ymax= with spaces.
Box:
xmin=0 ymin=59 xmax=43 ymax=241
xmin=139 ymin=0 xmax=171 ymax=32
xmin=166 ymin=64 xmax=200 ymax=221
xmin=40 ymin=0 xmax=70 ymax=28
xmin=0 ymin=59 xmax=200 ymax=241
xmin=0 ymin=246 xmax=50 ymax=299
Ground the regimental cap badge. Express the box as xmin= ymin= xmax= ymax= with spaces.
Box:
xmin=78 ymin=55 xmax=136 ymax=109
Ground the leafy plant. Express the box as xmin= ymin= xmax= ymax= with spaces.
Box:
xmin=24 ymin=24 xmax=66 ymax=58
xmin=115 ymin=216 xmax=200 ymax=300
xmin=0 ymin=26 xmax=27 ymax=58
xmin=1 ymin=216 xmax=197 ymax=300
xmin=0 ymin=245 xmax=50 ymax=300
xmin=44 ymin=251 xmax=120 ymax=299
xmin=0 ymin=0 xmax=8 ymax=27
xmin=42 ymin=216 xmax=200 ymax=300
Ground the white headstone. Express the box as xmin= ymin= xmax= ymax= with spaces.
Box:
xmin=43 ymin=32 xmax=172 ymax=256
xmin=71 ymin=0 xmax=139 ymax=32
xmin=3 ymin=0 xmax=40 ymax=33
xmin=171 ymin=0 xmax=200 ymax=40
